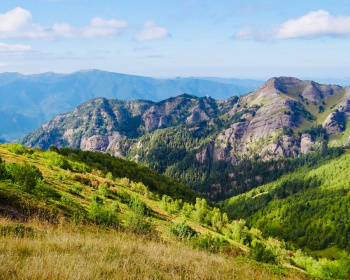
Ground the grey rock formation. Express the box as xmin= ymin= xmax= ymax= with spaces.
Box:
xmin=322 ymin=111 xmax=346 ymax=135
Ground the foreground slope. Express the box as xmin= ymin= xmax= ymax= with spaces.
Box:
xmin=0 ymin=144 xmax=315 ymax=279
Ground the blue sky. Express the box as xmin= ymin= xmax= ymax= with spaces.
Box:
xmin=0 ymin=0 xmax=350 ymax=79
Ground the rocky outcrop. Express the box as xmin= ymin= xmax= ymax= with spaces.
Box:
xmin=322 ymin=111 xmax=346 ymax=135
xmin=186 ymin=109 xmax=209 ymax=124
xmin=300 ymin=134 xmax=314 ymax=154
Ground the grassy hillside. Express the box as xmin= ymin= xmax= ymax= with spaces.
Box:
xmin=221 ymin=149 xmax=350 ymax=258
xmin=1 ymin=143 xmax=350 ymax=279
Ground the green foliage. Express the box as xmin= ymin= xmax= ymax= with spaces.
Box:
xmin=291 ymin=250 xmax=350 ymax=279
xmin=189 ymin=233 xmax=231 ymax=253
xmin=229 ymin=220 xmax=253 ymax=245
xmin=35 ymin=179 xmax=61 ymax=200
xmin=68 ymin=184 xmax=83 ymax=196
xmin=166 ymin=145 xmax=343 ymax=200
xmin=124 ymin=212 xmax=152 ymax=234
xmin=98 ymin=183 xmax=110 ymax=198
xmin=249 ymin=238 xmax=284 ymax=265
xmin=160 ymin=195 xmax=183 ymax=214
xmin=7 ymin=144 xmax=31 ymax=155
xmin=170 ymin=221 xmax=197 ymax=240
xmin=222 ymin=151 xmax=350 ymax=253
xmin=5 ymin=163 xmax=43 ymax=193
xmin=44 ymin=152 xmax=71 ymax=170
xmin=61 ymin=193 xmax=74 ymax=205
xmin=117 ymin=189 xmax=131 ymax=203
xmin=128 ymin=195 xmax=149 ymax=216
xmin=56 ymin=148 xmax=197 ymax=202
xmin=192 ymin=198 xmax=209 ymax=224
xmin=88 ymin=196 xmax=118 ymax=227
xmin=0 ymin=224 xmax=35 ymax=238
xmin=180 ymin=202 xmax=195 ymax=218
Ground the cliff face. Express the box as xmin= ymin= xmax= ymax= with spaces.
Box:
xmin=20 ymin=77 xmax=350 ymax=165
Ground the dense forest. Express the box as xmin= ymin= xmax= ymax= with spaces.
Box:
xmin=221 ymin=149 xmax=350 ymax=253
xmin=134 ymin=125 xmax=343 ymax=200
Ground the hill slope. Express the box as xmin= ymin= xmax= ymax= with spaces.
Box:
xmin=0 ymin=143 xmax=321 ymax=279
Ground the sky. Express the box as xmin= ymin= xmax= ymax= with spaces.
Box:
xmin=0 ymin=0 xmax=350 ymax=79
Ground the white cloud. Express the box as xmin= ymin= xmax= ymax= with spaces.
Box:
xmin=235 ymin=10 xmax=350 ymax=41
xmin=134 ymin=20 xmax=169 ymax=41
xmin=0 ymin=42 xmax=33 ymax=55
xmin=0 ymin=63 xmax=8 ymax=67
xmin=0 ymin=7 xmax=128 ymax=40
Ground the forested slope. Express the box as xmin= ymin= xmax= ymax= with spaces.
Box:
xmin=222 ymin=149 xmax=350 ymax=255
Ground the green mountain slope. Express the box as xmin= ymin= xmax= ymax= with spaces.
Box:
xmin=221 ymin=149 xmax=350 ymax=256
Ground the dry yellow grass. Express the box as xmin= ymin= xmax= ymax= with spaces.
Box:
xmin=0 ymin=219 xmax=308 ymax=280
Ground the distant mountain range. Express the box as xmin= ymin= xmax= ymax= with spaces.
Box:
xmin=0 ymin=69 xmax=264 ymax=141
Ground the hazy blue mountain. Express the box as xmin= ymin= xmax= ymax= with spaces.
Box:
xmin=0 ymin=69 xmax=261 ymax=141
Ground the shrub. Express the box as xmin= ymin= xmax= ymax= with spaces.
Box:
xmin=35 ymin=179 xmax=61 ymax=200
xmin=0 ymin=224 xmax=35 ymax=238
xmin=68 ymin=184 xmax=83 ymax=196
xmin=99 ymin=183 xmax=110 ymax=198
xmin=45 ymin=152 xmax=71 ymax=170
xmin=117 ymin=189 xmax=131 ymax=203
xmin=124 ymin=212 xmax=152 ymax=234
xmin=105 ymin=172 xmax=113 ymax=180
xmin=5 ymin=163 xmax=43 ymax=193
xmin=57 ymin=172 xmax=67 ymax=181
xmin=230 ymin=220 xmax=252 ymax=245
xmin=249 ymin=238 xmax=283 ymax=265
xmin=170 ymin=221 xmax=197 ymax=240
xmin=7 ymin=144 xmax=31 ymax=155
xmin=190 ymin=233 xmax=231 ymax=253
xmin=88 ymin=196 xmax=118 ymax=227
xmin=180 ymin=202 xmax=195 ymax=218
xmin=61 ymin=194 xmax=74 ymax=205
xmin=128 ymin=195 xmax=149 ymax=216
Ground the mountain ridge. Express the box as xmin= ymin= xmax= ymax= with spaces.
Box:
xmin=0 ymin=69 xmax=262 ymax=141
xmin=20 ymin=76 xmax=350 ymax=199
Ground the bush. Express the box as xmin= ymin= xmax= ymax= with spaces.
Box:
xmin=88 ymin=196 xmax=118 ymax=227
xmin=7 ymin=144 xmax=31 ymax=155
xmin=249 ymin=239 xmax=283 ymax=265
xmin=124 ymin=212 xmax=152 ymax=235
xmin=190 ymin=232 xmax=231 ymax=253
xmin=99 ymin=183 xmax=110 ymax=198
xmin=68 ymin=184 xmax=83 ymax=196
xmin=170 ymin=221 xmax=197 ymax=240
xmin=5 ymin=163 xmax=43 ymax=193
xmin=61 ymin=194 xmax=74 ymax=205
xmin=291 ymin=250 xmax=350 ymax=279
xmin=0 ymin=224 xmax=35 ymax=238
xmin=45 ymin=152 xmax=71 ymax=170
xmin=128 ymin=195 xmax=149 ymax=216
xmin=117 ymin=189 xmax=131 ymax=203
xmin=35 ymin=179 xmax=61 ymax=200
